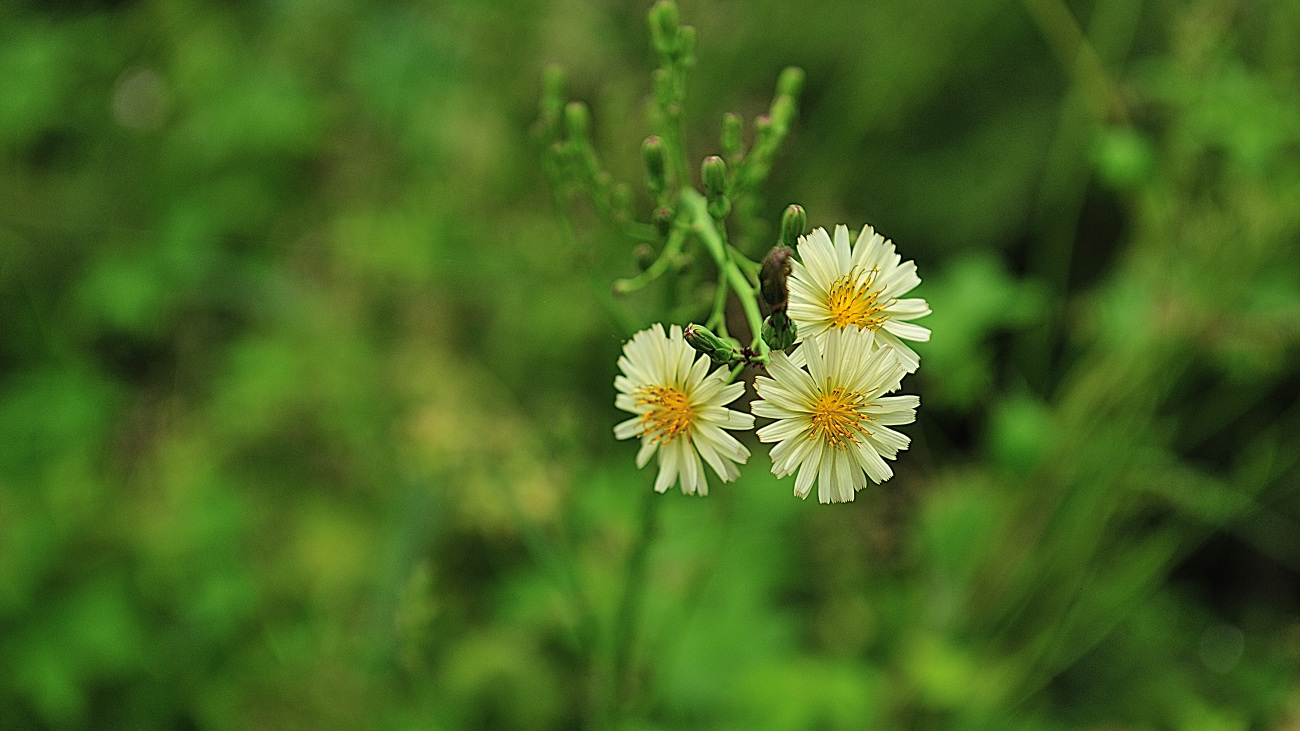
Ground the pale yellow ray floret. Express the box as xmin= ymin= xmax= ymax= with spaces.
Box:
xmin=751 ymin=326 xmax=919 ymax=503
xmin=613 ymin=323 xmax=754 ymax=495
xmin=787 ymin=224 xmax=931 ymax=372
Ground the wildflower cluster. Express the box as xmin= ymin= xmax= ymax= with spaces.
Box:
xmin=538 ymin=1 xmax=930 ymax=503
xmin=614 ymin=224 xmax=929 ymax=503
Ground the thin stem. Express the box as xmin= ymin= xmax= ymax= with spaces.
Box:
xmin=705 ymin=267 xmax=729 ymax=336
xmin=1020 ymin=0 xmax=1130 ymax=123
xmin=613 ymin=226 xmax=686 ymax=295
xmin=682 ymin=190 xmax=768 ymax=357
xmin=608 ymin=486 xmax=662 ymax=725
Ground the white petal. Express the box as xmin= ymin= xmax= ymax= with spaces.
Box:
xmin=871 ymin=395 xmax=919 ymax=425
xmin=700 ymin=406 xmax=754 ymax=431
xmin=816 ymin=450 xmax=835 ymax=504
xmin=614 ymin=416 xmax=644 ymax=440
xmin=798 ymin=228 xmax=839 ymax=288
xmin=697 ymin=424 xmax=750 ymax=463
xmin=866 ymin=424 xmax=910 ymax=458
xmin=756 ymin=417 xmax=809 ymax=443
xmin=685 ymin=352 xmax=712 ymax=390
xmin=769 ymin=430 xmax=815 ymax=477
xmin=635 ymin=436 xmax=659 ymax=467
xmin=693 ymin=433 xmax=738 ymax=484
xmin=883 ymin=319 xmax=931 ymax=343
xmin=874 ymin=330 xmax=920 ymax=374
xmin=793 ymin=439 xmax=823 ymax=499
xmin=654 ymin=440 xmax=680 ymax=493
xmin=889 ymin=298 xmax=931 ymax=320
xmin=833 ymin=224 xmax=852 ymax=270
xmin=681 ymin=439 xmax=705 ymax=495
xmin=856 ymin=442 xmax=893 ymax=484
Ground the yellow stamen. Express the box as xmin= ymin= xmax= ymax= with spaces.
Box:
xmin=636 ymin=385 xmax=695 ymax=443
xmin=825 ymin=266 xmax=887 ymax=330
xmin=809 ymin=386 xmax=873 ymax=450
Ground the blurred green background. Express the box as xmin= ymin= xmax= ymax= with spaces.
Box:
xmin=3 ymin=0 xmax=1300 ymax=728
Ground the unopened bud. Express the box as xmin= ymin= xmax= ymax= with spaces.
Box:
xmin=634 ymin=244 xmax=656 ymax=271
xmin=776 ymin=66 xmax=805 ymax=99
xmin=649 ymin=1 xmax=679 ymax=54
xmin=676 ymin=25 xmax=696 ymax=65
xmin=779 ymin=205 xmax=805 ymax=248
xmin=542 ymin=65 xmax=566 ymax=113
xmin=702 ymin=156 xmax=730 ymax=218
xmin=564 ymin=100 xmax=590 ymax=142
xmin=721 ymin=113 xmax=743 ymax=157
xmin=684 ymin=324 xmax=743 ymax=366
xmin=755 ymin=114 xmax=772 ymax=136
xmin=769 ymin=95 xmax=795 ymax=128
xmin=702 ymin=156 xmax=727 ymax=197
xmin=653 ymin=206 xmax=674 ymax=239
xmin=762 ymin=313 xmax=798 ymax=351
xmin=643 ymin=136 xmax=666 ymax=195
xmin=612 ymin=183 xmax=632 ymax=222
xmin=760 ymin=245 xmax=794 ymax=312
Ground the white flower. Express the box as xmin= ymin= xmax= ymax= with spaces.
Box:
xmin=614 ymin=324 xmax=755 ymax=495
xmin=752 ymin=326 xmax=919 ymax=503
xmin=787 ymin=224 xmax=931 ymax=372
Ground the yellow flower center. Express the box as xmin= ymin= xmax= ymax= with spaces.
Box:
xmin=809 ymin=386 xmax=873 ymax=450
xmin=636 ymin=385 xmax=695 ymax=443
xmin=825 ymin=267 xmax=887 ymax=330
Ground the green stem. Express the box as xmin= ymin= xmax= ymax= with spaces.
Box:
xmin=682 ymin=190 xmax=768 ymax=357
xmin=613 ymin=226 xmax=686 ymax=295
xmin=608 ymin=486 xmax=662 ymax=725
xmin=705 ymin=267 xmax=729 ymax=336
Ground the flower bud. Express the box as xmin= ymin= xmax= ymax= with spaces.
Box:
xmin=779 ymin=204 xmax=805 ymax=248
xmin=612 ymin=182 xmax=632 ymax=222
xmin=776 ymin=66 xmax=805 ymax=99
xmin=684 ymin=324 xmax=743 ymax=366
xmin=643 ymin=136 xmax=666 ymax=195
xmin=702 ymin=155 xmax=730 ymax=218
xmin=634 ymin=244 xmax=656 ymax=271
xmin=755 ymin=114 xmax=772 ymax=136
xmin=760 ymin=245 xmax=794 ymax=313
xmin=653 ymin=206 xmax=675 ymax=239
xmin=676 ymin=25 xmax=697 ymax=65
xmin=649 ymin=1 xmax=679 ymax=55
xmin=702 ymin=155 xmax=727 ymax=198
xmin=542 ymin=64 xmax=566 ymax=113
xmin=564 ymin=100 xmax=590 ymax=142
xmin=721 ymin=112 xmax=743 ymax=157
xmin=762 ymin=313 xmax=798 ymax=351
xmin=769 ymin=94 xmax=795 ymax=127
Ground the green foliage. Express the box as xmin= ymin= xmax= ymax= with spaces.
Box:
xmin=2 ymin=0 xmax=1300 ymax=729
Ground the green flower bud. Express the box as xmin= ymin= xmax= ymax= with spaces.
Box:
xmin=776 ymin=66 xmax=805 ymax=99
xmin=676 ymin=25 xmax=697 ymax=65
xmin=653 ymin=206 xmax=674 ymax=239
xmin=760 ymin=245 xmax=794 ymax=312
xmin=649 ymin=1 xmax=679 ymax=55
xmin=564 ymin=100 xmax=590 ymax=142
xmin=542 ymin=65 xmax=566 ymax=114
xmin=780 ymin=204 xmax=806 ymax=248
xmin=702 ymin=155 xmax=727 ymax=198
xmin=721 ymin=112 xmax=743 ymax=157
xmin=755 ymin=114 xmax=772 ymax=136
xmin=634 ymin=244 xmax=656 ymax=271
xmin=702 ymin=155 xmax=730 ymax=218
xmin=762 ymin=312 xmax=798 ymax=351
xmin=643 ymin=136 xmax=666 ymax=195
xmin=684 ymin=324 xmax=743 ymax=366
xmin=612 ymin=182 xmax=632 ymax=222
xmin=769 ymin=94 xmax=795 ymax=128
